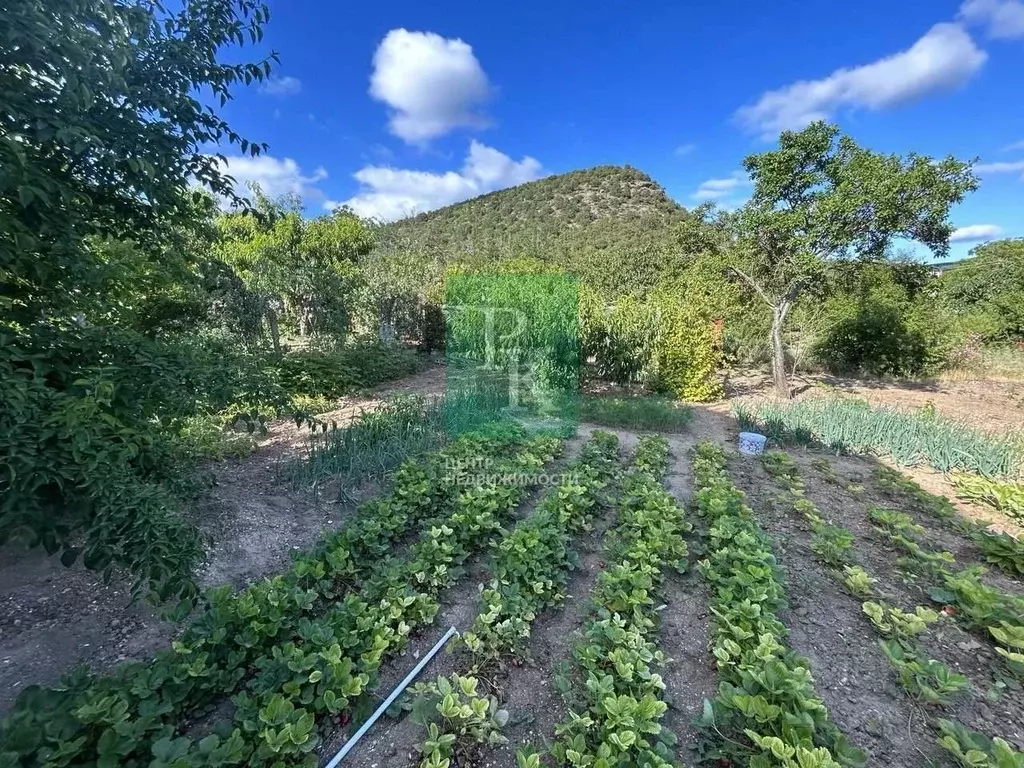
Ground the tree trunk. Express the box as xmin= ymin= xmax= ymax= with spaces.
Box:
xmin=378 ymin=298 xmax=397 ymax=344
xmin=266 ymin=308 xmax=281 ymax=354
xmin=770 ymin=302 xmax=791 ymax=399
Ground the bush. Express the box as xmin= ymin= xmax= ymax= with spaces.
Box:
xmin=813 ymin=302 xmax=930 ymax=377
xmin=0 ymin=324 xmax=291 ymax=601
xmin=273 ymin=342 xmax=421 ymax=398
xmin=580 ymin=289 xmax=723 ymax=401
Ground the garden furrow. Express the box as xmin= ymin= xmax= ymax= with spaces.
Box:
xmin=692 ymin=442 xmax=866 ymax=768
xmin=356 ymin=431 xmax=622 ymax=768
xmin=0 ymin=424 xmax=564 ymax=767
xmin=330 ymin=430 xmax=621 ymax=768
xmin=549 ymin=435 xmax=690 ymax=768
xmin=751 ymin=448 xmax=1024 ymax=764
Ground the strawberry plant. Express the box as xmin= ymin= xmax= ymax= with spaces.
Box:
xmin=0 ymin=424 xmax=562 ymax=767
xmin=408 ymin=674 xmax=509 ymax=768
xmin=988 ymin=622 xmax=1024 ymax=678
xmin=880 ymin=641 xmax=969 ymax=705
xmin=551 ymin=436 xmax=690 ymax=768
xmin=842 ymin=566 xmax=877 ymax=598
xmin=461 ymin=431 xmax=620 ymax=666
xmin=692 ymin=442 xmax=865 ymax=768
xmin=937 ymin=718 xmax=1024 ymax=768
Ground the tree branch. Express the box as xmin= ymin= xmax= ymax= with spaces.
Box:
xmin=730 ymin=267 xmax=776 ymax=308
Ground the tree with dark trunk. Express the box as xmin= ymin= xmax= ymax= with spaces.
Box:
xmin=731 ymin=121 xmax=977 ymax=398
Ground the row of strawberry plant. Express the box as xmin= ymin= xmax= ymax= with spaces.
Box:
xmin=863 ymin=481 xmax=1024 ymax=766
xmin=0 ymin=422 xmax=561 ymax=767
xmin=188 ymin=428 xmax=573 ymax=767
xmin=874 ymin=465 xmax=1024 ymax=578
xmin=868 ymin=507 xmax=1024 ymax=680
xmin=552 ymin=435 xmax=692 ymax=768
xmin=410 ymin=431 xmax=623 ymax=768
xmin=693 ymin=442 xmax=865 ymax=768
xmin=760 ymin=453 xmax=969 ymax=708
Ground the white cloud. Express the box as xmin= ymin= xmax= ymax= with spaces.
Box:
xmin=370 ymin=29 xmax=492 ymax=144
xmin=1001 ymin=139 xmax=1024 ymax=152
xmin=259 ymin=76 xmax=302 ymax=97
xmin=950 ymin=224 xmax=1004 ymax=242
xmin=959 ymin=0 xmax=1024 ymax=39
xmin=974 ymin=159 xmax=1024 ymax=176
xmin=691 ymin=171 xmax=751 ymax=201
xmin=736 ymin=24 xmax=987 ymax=139
xmin=328 ymin=140 xmax=543 ymax=221
xmin=211 ymin=155 xmax=328 ymax=206
xmin=674 ymin=143 xmax=697 ymax=158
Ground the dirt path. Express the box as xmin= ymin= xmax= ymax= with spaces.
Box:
xmin=0 ymin=364 xmax=446 ymax=715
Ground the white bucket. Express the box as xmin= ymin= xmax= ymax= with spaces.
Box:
xmin=738 ymin=432 xmax=767 ymax=456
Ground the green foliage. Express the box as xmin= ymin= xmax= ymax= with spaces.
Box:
xmin=691 ymin=443 xmax=865 ymax=768
xmin=1 ymin=0 xmax=275 ymax=318
xmin=954 ymin=474 xmax=1024 ymax=524
xmin=409 ymin=674 xmax=509 ymax=768
xmin=0 ymin=0 xmax=295 ymax=596
xmin=461 ymin=432 xmax=619 ymax=665
xmin=283 ymin=395 xmax=445 ymax=496
xmin=579 ymin=395 xmax=692 ymax=431
xmin=390 ymin=166 xmax=692 ymax=294
xmin=579 ymin=288 xmax=723 ymax=401
xmin=215 ymin=193 xmax=374 ymax=345
xmin=862 ymin=602 xmax=939 ymax=640
xmin=842 ymin=566 xmax=877 ymax=598
xmin=971 ymin=529 xmax=1024 ymax=577
xmin=939 ymin=238 xmax=1024 ymax=342
xmin=880 ymin=640 xmax=969 ymax=705
xmin=736 ymin=396 xmax=1022 ymax=478
xmin=0 ymin=427 xmax=561 ymax=766
xmin=273 ymin=343 xmax=421 ymax=398
xmin=937 ymin=719 xmax=1024 ymax=768
xmin=813 ymin=302 xmax=932 ymax=377
xmin=551 ymin=436 xmax=690 ymax=768
xmin=988 ymin=622 xmax=1024 ymax=678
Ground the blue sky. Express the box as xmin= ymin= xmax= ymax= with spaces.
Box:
xmin=214 ymin=0 xmax=1024 ymax=262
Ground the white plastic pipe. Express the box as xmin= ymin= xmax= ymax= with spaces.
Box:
xmin=322 ymin=625 xmax=459 ymax=768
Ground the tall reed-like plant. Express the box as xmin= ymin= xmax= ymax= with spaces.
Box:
xmin=734 ymin=396 xmax=1022 ymax=479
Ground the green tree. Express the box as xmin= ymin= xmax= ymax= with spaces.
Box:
xmin=731 ymin=121 xmax=976 ymax=397
xmin=939 ymin=238 xmax=1024 ymax=340
xmin=361 ymin=227 xmax=443 ymax=344
xmin=216 ymin=190 xmax=373 ymax=348
xmin=1 ymin=0 xmax=277 ymax=598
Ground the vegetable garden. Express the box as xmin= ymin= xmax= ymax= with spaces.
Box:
xmin=4 ymin=390 xmax=1024 ymax=767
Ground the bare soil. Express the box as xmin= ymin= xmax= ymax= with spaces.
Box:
xmin=0 ymin=364 xmax=446 ymax=714
xmin=730 ymin=446 xmax=1024 ymax=763
xmin=727 ymin=368 xmax=1024 ymax=437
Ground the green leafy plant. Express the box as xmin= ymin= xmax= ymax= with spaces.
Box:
xmin=735 ymin=397 xmax=1021 ymax=478
xmin=551 ymin=436 xmax=690 ymax=768
xmin=954 ymin=474 xmax=1024 ymax=524
xmin=691 ymin=442 xmax=865 ymax=768
xmin=842 ymin=566 xmax=877 ymax=598
xmin=408 ymin=674 xmax=509 ymax=768
xmin=938 ymin=718 xmax=1024 ymax=768
xmin=862 ymin=602 xmax=939 ymax=640
xmin=971 ymin=529 xmax=1024 ymax=576
xmin=880 ymin=640 xmax=969 ymax=705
